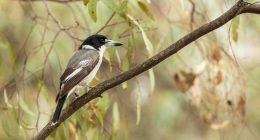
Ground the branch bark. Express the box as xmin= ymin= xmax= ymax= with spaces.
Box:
xmin=34 ymin=1 xmax=260 ymax=139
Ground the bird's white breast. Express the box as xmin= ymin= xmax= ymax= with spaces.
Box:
xmin=80 ymin=46 xmax=106 ymax=86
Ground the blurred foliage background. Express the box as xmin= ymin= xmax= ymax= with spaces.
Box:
xmin=1 ymin=0 xmax=260 ymax=139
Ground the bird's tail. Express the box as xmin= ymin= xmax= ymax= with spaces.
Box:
xmin=52 ymin=95 xmax=67 ymax=124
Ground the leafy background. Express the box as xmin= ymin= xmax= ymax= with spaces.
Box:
xmin=0 ymin=0 xmax=260 ymax=139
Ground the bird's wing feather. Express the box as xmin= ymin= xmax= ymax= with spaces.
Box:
xmin=56 ymin=49 xmax=99 ymax=100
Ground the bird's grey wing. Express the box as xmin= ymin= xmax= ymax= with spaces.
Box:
xmin=57 ymin=50 xmax=99 ymax=100
xmin=60 ymin=49 xmax=99 ymax=82
xmin=59 ymin=68 xmax=75 ymax=87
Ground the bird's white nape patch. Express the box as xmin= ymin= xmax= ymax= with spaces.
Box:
xmin=99 ymin=45 xmax=106 ymax=54
xmin=64 ymin=67 xmax=82 ymax=82
xmin=82 ymin=45 xmax=96 ymax=50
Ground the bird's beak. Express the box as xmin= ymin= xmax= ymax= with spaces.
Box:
xmin=106 ymin=39 xmax=123 ymax=47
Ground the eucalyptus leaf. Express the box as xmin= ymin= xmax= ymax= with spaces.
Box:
xmin=18 ymin=95 xmax=35 ymax=117
xmin=121 ymin=56 xmax=129 ymax=71
xmin=127 ymin=14 xmax=154 ymax=57
xmin=4 ymin=89 xmax=13 ymax=108
xmin=149 ymin=69 xmax=155 ymax=94
xmin=111 ymin=102 xmax=120 ymax=140
xmin=136 ymin=89 xmax=141 ymax=125
xmin=83 ymin=0 xmax=89 ymax=5
xmin=122 ymin=82 xmax=128 ymax=89
xmin=145 ymin=0 xmax=151 ymax=3
xmin=231 ymin=16 xmax=240 ymax=42
xmin=180 ymin=0 xmax=185 ymax=10
xmin=121 ymin=57 xmax=129 ymax=89
xmin=2 ymin=118 xmax=12 ymax=137
xmin=137 ymin=1 xmax=154 ymax=20
xmin=102 ymin=0 xmax=127 ymax=19
xmin=127 ymin=32 xmax=136 ymax=63
xmin=88 ymin=0 xmax=97 ymax=22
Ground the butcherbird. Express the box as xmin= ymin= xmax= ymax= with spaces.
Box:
xmin=52 ymin=34 xmax=123 ymax=124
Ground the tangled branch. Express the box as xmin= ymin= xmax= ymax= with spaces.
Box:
xmin=33 ymin=0 xmax=260 ymax=139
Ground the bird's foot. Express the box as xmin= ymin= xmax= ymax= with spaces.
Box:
xmin=51 ymin=121 xmax=58 ymax=126
xmin=97 ymin=94 xmax=103 ymax=98
xmin=71 ymin=93 xmax=79 ymax=102
xmin=85 ymin=85 xmax=93 ymax=92
xmin=88 ymin=86 xmax=93 ymax=90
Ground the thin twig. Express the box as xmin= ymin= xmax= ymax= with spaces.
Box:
xmin=96 ymin=12 xmax=116 ymax=34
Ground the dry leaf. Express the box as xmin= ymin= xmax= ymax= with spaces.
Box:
xmin=211 ymin=44 xmax=221 ymax=63
xmin=181 ymin=71 xmax=196 ymax=87
xmin=189 ymin=78 xmax=202 ymax=106
xmin=237 ymin=96 xmax=246 ymax=118
xmin=202 ymin=112 xmax=213 ymax=124
xmin=174 ymin=73 xmax=186 ymax=92
xmin=210 ymin=120 xmax=230 ymax=130
xmin=174 ymin=70 xmax=197 ymax=93
xmin=214 ymin=70 xmax=222 ymax=85
xmin=68 ymin=122 xmax=77 ymax=140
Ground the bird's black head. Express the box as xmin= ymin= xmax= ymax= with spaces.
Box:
xmin=79 ymin=34 xmax=106 ymax=50
xmin=79 ymin=34 xmax=123 ymax=50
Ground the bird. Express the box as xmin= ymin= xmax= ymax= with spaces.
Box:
xmin=51 ymin=34 xmax=123 ymax=125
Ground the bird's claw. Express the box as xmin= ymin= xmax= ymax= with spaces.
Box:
xmin=87 ymin=86 xmax=93 ymax=91
xmin=71 ymin=93 xmax=79 ymax=102
xmin=51 ymin=121 xmax=58 ymax=126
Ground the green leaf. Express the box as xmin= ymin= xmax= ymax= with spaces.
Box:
xmin=17 ymin=95 xmax=35 ymax=117
xmin=0 ymin=40 xmax=9 ymax=49
xmin=127 ymin=32 xmax=136 ymax=63
xmin=111 ymin=102 xmax=120 ymax=140
xmin=119 ymin=0 xmax=128 ymax=19
xmin=88 ymin=0 xmax=97 ymax=22
xmin=56 ymin=124 xmax=67 ymax=140
xmin=121 ymin=56 xmax=129 ymax=72
xmin=127 ymin=14 xmax=154 ymax=57
xmin=121 ymin=57 xmax=129 ymax=89
xmin=102 ymin=0 xmax=116 ymax=12
xmin=2 ymin=118 xmax=12 ymax=137
xmin=148 ymin=69 xmax=155 ymax=94
xmin=136 ymin=89 xmax=141 ymax=125
xmin=145 ymin=0 xmax=151 ymax=3
xmin=4 ymin=89 xmax=13 ymax=108
xmin=20 ymin=121 xmax=35 ymax=130
xmin=83 ymin=0 xmax=89 ymax=5
xmin=137 ymin=1 xmax=154 ymax=20
xmin=96 ymin=95 xmax=110 ymax=126
xmin=102 ymin=0 xmax=128 ymax=19
xmin=123 ymin=120 xmax=129 ymax=140
xmin=97 ymin=94 xmax=110 ymax=111
xmin=104 ymin=50 xmax=112 ymax=72
xmin=180 ymin=0 xmax=185 ymax=10
xmin=92 ymin=129 xmax=100 ymax=140
xmin=231 ymin=16 xmax=240 ymax=42
xmin=246 ymin=0 xmax=258 ymax=2
xmin=122 ymin=82 xmax=128 ymax=89
xmin=86 ymin=128 xmax=97 ymax=140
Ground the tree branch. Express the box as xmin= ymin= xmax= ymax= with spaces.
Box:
xmin=33 ymin=1 xmax=260 ymax=139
